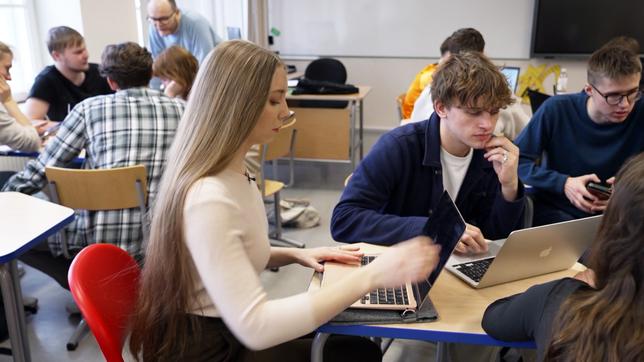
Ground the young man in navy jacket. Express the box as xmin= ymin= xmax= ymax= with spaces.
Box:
xmin=332 ymin=52 xmax=525 ymax=254
xmin=515 ymin=41 xmax=644 ymax=226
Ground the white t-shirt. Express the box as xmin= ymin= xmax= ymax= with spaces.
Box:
xmin=183 ymin=169 xmax=316 ymax=350
xmin=440 ymin=147 xmax=473 ymax=200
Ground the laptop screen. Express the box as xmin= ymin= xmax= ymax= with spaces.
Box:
xmin=415 ymin=191 xmax=466 ymax=301
xmin=500 ymin=66 xmax=520 ymax=93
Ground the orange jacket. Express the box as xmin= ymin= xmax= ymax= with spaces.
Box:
xmin=401 ymin=63 xmax=438 ymax=119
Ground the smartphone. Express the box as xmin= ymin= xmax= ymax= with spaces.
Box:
xmin=587 ymin=182 xmax=612 ymax=200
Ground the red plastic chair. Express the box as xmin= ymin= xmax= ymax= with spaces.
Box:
xmin=68 ymin=244 xmax=141 ymax=362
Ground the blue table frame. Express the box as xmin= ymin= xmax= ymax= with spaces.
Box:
xmin=0 ymin=192 xmax=74 ymax=362
xmin=308 ymin=243 xmax=582 ymax=362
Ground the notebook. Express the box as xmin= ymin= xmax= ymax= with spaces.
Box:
xmin=446 ymin=215 xmax=601 ymax=289
xmin=322 ymin=191 xmax=465 ymax=312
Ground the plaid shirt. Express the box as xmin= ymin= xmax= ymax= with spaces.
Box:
xmin=2 ymin=88 xmax=185 ymax=257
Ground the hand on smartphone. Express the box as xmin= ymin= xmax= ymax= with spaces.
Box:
xmin=586 ymin=182 xmax=611 ymax=200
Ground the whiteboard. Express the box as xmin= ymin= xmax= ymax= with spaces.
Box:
xmin=268 ymin=0 xmax=534 ymax=59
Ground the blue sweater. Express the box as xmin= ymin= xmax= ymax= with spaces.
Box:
xmin=515 ymin=92 xmax=644 ymax=218
xmin=331 ymin=114 xmax=526 ymax=245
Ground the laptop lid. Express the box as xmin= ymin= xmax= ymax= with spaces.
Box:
xmin=414 ymin=191 xmax=466 ymax=305
xmin=500 ymin=66 xmax=520 ymax=93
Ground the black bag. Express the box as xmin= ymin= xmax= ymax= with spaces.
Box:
xmin=292 ymin=78 xmax=359 ymax=95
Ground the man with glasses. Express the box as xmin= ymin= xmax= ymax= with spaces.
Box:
xmin=147 ymin=0 xmax=221 ymax=64
xmin=515 ymin=40 xmax=644 ymax=226
xmin=332 ymin=52 xmax=525 ymax=255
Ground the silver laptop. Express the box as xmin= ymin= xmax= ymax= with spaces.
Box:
xmin=322 ymin=191 xmax=465 ymax=311
xmin=446 ymin=215 xmax=602 ymax=289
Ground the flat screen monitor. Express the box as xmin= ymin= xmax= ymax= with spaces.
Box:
xmin=531 ymin=0 xmax=644 ymax=57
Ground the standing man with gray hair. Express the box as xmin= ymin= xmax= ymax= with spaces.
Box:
xmin=147 ymin=0 xmax=221 ymax=64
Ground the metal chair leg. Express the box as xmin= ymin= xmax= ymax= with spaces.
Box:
xmin=66 ymin=319 xmax=89 ymax=351
xmin=269 ymin=191 xmax=305 ymax=248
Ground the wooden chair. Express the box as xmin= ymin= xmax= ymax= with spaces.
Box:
xmin=258 ymin=119 xmax=305 ymax=248
xmin=45 ymin=165 xmax=148 ymax=350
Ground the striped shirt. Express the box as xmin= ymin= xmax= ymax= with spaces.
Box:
xmin=2 ymin=87 xmax=185 ymax=257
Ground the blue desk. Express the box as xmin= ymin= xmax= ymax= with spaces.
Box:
xmin=0 ymin=192 xmax=74 ymax=362
xmin=309 ymin=243 xmax=583 ymax=361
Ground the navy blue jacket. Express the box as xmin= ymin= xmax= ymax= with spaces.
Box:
xmin=515 ymin=92 xmax=644 ymax=218
xmin=331 ymin=114 xmax=526 ymax=245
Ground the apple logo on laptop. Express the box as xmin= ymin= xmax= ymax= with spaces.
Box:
xmin=539 ymin=247 xmax=553 ymax=258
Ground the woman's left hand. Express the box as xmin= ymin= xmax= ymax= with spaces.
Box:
xmin=295 ymin=245 xmax=363 ymax=272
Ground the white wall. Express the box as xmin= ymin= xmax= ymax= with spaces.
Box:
xmin=33 ymin=0 xmax=83 ymax=65
xmin=33 ymin=0 xmax=138 ymax=64
xmin=79 ymin=0 xmax=139 ymax=63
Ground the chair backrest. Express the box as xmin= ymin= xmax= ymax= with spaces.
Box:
xmin=304 ymin=58 xmax=347 ymax=84
xmin=527 ymin=89 xmax=551 ymax=114
xmin=395 ymin=93 xmax=406 ymax=120
xmin=68 ymin=243 xmax=141 ymax=362
xmin=45 ymin=165 xmax=148 ymax=210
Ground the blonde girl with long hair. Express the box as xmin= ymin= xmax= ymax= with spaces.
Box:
xmin=129 ymin=40 xmax=440 ymax=361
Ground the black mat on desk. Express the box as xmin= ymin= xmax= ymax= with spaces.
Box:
xmin=329 ymin=296 xmax=438 ymax=325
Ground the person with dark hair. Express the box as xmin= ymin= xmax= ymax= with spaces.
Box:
xmin=152 ymin=45 xmax=199 ymax=100
xmin=483 ymin=152 xmax=644 ymax=361
xmin=2 ymin=42 xmax=185 ymax=291
xmin=400 ymin=34 xmax=453 ymax=119
xmin=25 ymin=26 xmax=112 ymax=121
xmin=515 ymin=38 xmax=644 ymax=226
xmin=332 ymin=51 xmax=524 ymax=254
xmin=408 ymin=28 xmax=529 ymax=140
xmin=147 ymin=0 xmax=221 ymax=64
xmin=401 ymin=28 xmax=485 ymax=120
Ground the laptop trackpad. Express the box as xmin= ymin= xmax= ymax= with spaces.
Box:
xmin=447 ymin=239 xmax=504 ymax=265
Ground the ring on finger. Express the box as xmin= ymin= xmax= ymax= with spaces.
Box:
xmin=501 ymin=151 xmax=508 ymax=164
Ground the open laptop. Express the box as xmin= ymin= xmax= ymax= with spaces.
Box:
xmin=322 ymin=191 xmax=465 ymax=311
xmin=446 ymin=215 xmax=602 ymax=289
xmin=500 ymin=66 xmax=521 ymax=93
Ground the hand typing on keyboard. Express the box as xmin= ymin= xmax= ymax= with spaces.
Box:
xmin=292 ymin=244 xmax=363 ymax=272
xmin=365 ymin=236 xmax=440 ymax=290
xmin=454 ymin=223 xmax=489 ymax=254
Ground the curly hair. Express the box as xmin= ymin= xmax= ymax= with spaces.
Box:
xmin=99 ymin=42 xmax=153 ymax=89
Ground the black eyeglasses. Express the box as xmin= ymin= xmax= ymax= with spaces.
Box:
xmin=147 ymin=10 xmax=176 ymax=24
xmin=590 ymin=84 xmax=642 ymax=106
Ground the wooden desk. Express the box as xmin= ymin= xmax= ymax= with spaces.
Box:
xmin=310 ymin=243 xmax=584 ymax=362
xmin=286 ymin=86 xmax=371 ymax=169
xmin=0 ymin=192 xmax=74 ymax=362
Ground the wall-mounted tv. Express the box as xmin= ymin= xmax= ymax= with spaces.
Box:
xmin=531 ymin=0 xmax=644 ymax=57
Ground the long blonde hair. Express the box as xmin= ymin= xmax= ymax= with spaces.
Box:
xmin=129 ymin=40 xmax=282 ymax=360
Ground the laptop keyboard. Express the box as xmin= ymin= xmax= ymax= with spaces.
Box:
xmin=453 ymin=257 xmax=495 ymax=283
xmin=359 ymin=256 xmax=409 ymax=305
